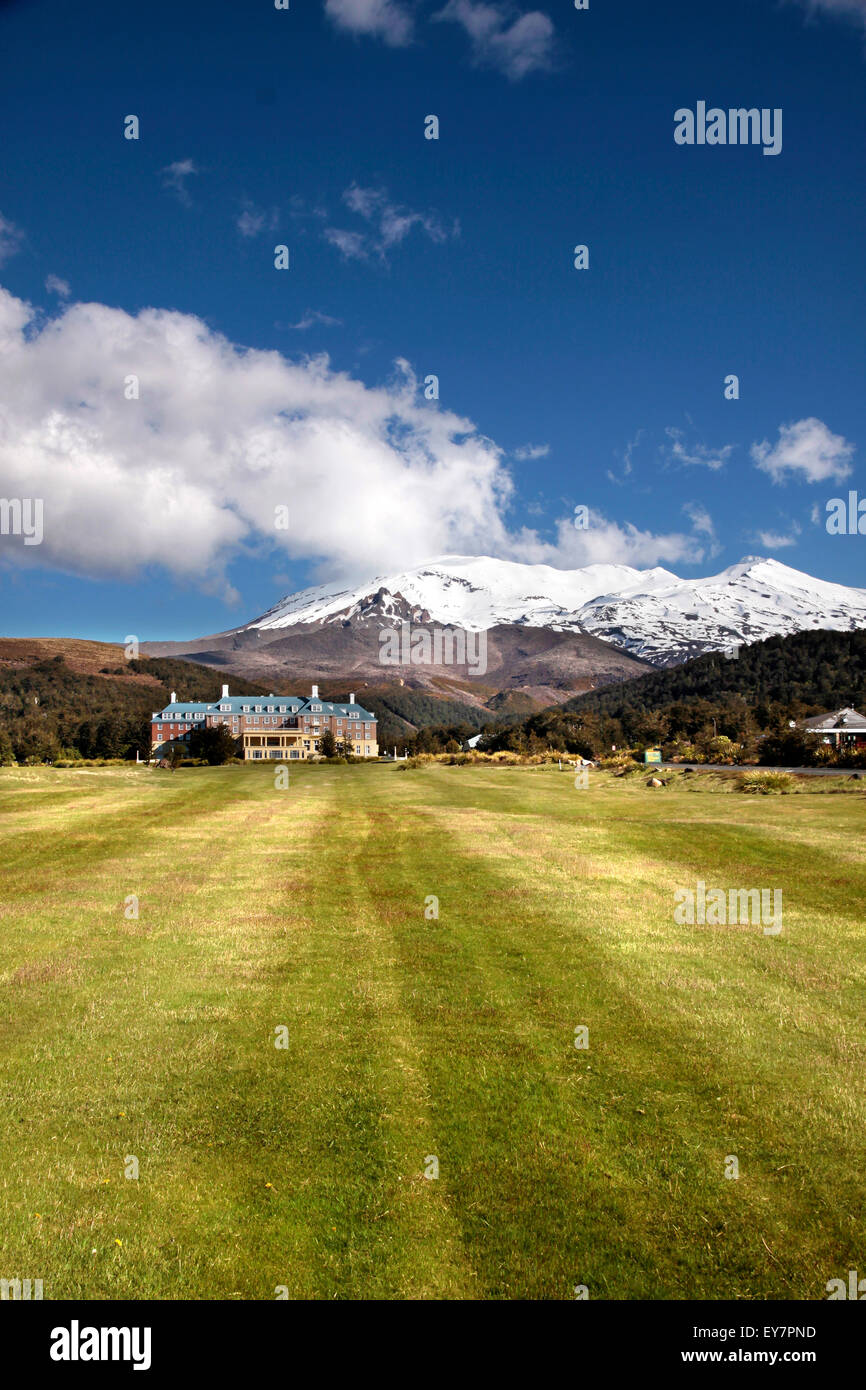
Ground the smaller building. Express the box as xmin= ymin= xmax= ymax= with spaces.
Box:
xmin=800 ymin=707 xmax=866 ymax=749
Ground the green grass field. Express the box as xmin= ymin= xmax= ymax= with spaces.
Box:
xmin=1 ymin=762 xmax=864 ymax=1300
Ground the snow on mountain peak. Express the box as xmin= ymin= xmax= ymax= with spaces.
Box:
xmin=241 ymin=553 xmax=866 ymax=667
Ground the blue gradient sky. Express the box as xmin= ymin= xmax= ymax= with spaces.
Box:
xmin=0 ymin=0 xmax=864 ymax=639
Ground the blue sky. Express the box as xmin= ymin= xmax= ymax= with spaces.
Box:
xmin=0 ymin=0 xmax=864 ymax=640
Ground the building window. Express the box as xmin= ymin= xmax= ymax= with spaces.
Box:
xmin=290 ymin=750 xmax=299 ymax=759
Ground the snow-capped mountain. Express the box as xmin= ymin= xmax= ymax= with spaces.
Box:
xmin=241 ymin=554 xmax=866 ymax=667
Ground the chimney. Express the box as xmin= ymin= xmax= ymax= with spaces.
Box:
xmin=170 ymin=690 xmax=177 ymax=703
xmin=221 ymin=684 xmax=229 ymax=699
xmin=349 ymin=692 xmax=355 ymax=704
xmin=311 ymin=684 xmax=319 ymax=699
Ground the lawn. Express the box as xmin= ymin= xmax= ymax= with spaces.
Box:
xmin=0 ymin=761 xmax=864 ymax=1300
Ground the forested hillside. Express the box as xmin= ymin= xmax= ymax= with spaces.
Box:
xmin=0 ymin=645 xmax=266 ymax=762
xmin=473 ymin=631 xmax=866 ymax=765
xmin=562 ymin=630 xmax=866 ymax=719
xmin=0 ymin=641 xmax=500 ymax=760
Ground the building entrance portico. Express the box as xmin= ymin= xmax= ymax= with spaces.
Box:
xmin=242 ymin=731 xmax=305 ymax=760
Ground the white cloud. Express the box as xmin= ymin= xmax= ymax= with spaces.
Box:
xmin=751 ymin=417 xmax=855 ymax=483
xmin=161 ymin=159 xmax=198 ymax=205
xmin=325 ymin=184 xmax=457 ymax=262
xmin=324 ymin=0 xmax=413 ymax=45
xmin=323 ymin=227 xmax=370 ymax=262
xmin=288 ymin=195 xmax=328 ymax=222
xmin=681 ymin=501 xmax=721 ymax=557
xmin=607 ymin=430 xmax=642 ymax=485
xmin=514 ymin=442 xmax=549 ymax=460
xmin=0 ymin=286 xmax=509 ymax=588
xmin=45 ymin=274 xmax=71 ymax=298
xmin=286 ymin=309 xmax=343 ymax=331
xmin=509 ymin=512 xmax=709 ymax=570
xmin=755 ymin=525 xmax=802 ymax=549
xmin=0 ymin=212 xmax=24 ymax=267
xmin=792 ymin=0 xmax=866 ymax=30
xmin=665 ymin=426 xmax=734 ymax=471
xmin=237 ymin=200 xmax=279 ymax=238
xmin=682 ymin=501 xmax=714 ymax=536
xmin=0 ymin=285 xmax=707 ymax=592
xmin=433 ymin=0 xmax=555 ymax=80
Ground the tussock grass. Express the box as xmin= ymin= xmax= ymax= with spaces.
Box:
xmin=739 ymin=770 xmax=797 ymax=794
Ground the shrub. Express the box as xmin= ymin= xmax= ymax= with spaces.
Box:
xmin=599 ymin=750 xmax=639 ymax=769
xmin=739 ymin=770 xmax=795 ymax=794
xmin=599 ymin=753 xmax=641 ymax=776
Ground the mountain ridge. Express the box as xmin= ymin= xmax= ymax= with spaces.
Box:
xmin=230 ymin=554 xmax=866 ymax=668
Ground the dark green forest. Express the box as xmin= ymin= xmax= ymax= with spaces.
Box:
xmin=398 ymin=631 xmax=866 ymax=766
xmin=0 ymin=656 xmax=266 ymax=763
xmin=337 ymin=686 xmax=495 ymax=751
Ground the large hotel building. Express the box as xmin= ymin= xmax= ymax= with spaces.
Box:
xmin=151 ymin=685 xmax=378 ymax=761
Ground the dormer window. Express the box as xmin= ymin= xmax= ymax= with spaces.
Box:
xmin=311 ymin=704 xmax=322 ymax=712
xmin=219 ymin=703 xmax=231 ymax=712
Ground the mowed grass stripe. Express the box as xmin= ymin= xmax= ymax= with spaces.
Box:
xmin=1 ymin=770 xmax=329 ymax=1297
xmin=362 ymin=766 xmax=865 ymax=1298
xmin=0 ymin=763 xmax=863 ymax=1300
xmin=0 ymin=766 xmax=474 ymax=1299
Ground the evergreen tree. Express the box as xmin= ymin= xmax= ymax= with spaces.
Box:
xmin=188 ymin=725 xmax=238 ymax=764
